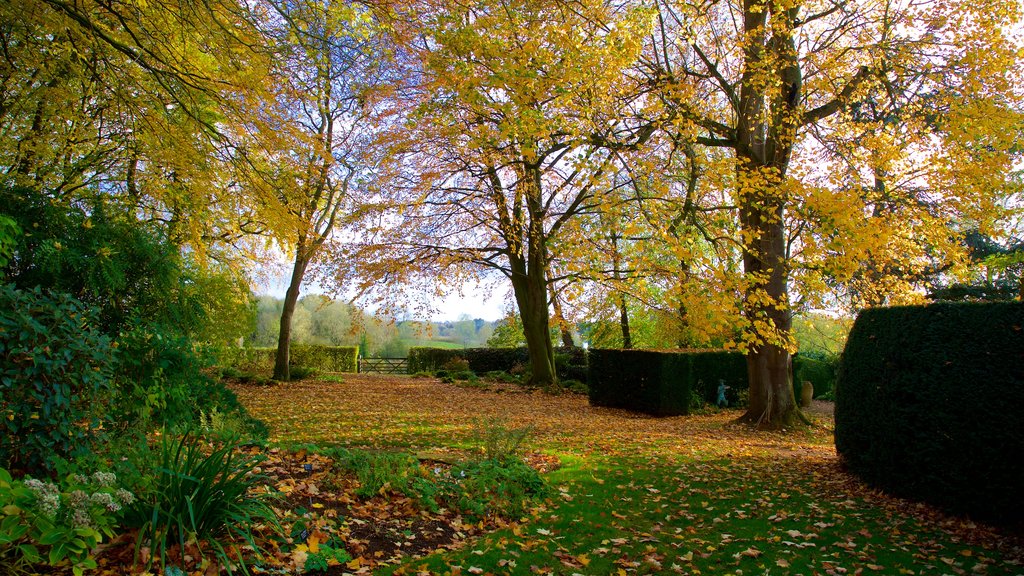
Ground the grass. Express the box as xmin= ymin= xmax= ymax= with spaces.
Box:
xmin=234 ymin=375 xmax=1022 ymax=575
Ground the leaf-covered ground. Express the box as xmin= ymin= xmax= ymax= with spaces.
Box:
xmin=231 ymin=374 xmax=1024 ymax=576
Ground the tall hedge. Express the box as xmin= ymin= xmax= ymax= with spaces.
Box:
xmin=407 ymin=346 xmax=585 ymax=381
xmin=835 ymin=301 xmax=1024 ymax=522
xmin=588 ymin=349 xmax=746 ymax=416
xmin=220 ymin=345 xmax=359 ymax=373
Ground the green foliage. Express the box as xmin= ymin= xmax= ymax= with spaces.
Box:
xmin=303 ymin=541 xmax=351 ymax=573
xmin=554 ymin=347 xmax=588 ymax=383
xmin=792 ymin=313 xmax=851 ymax=356
xmin=408 ymin=346 xmax=585 ymax=381
xmin=332 ymin=450 xmax=430 ymax=500
xmin=292 ymin=344 xmax=358 ymax=373
xmin=485 ymin=314 xmax=526 ymax=348
xmin=562 ymin=380 xmax=589 ymax=394
xmin=589 ymin=349 xmax=746 ymax=416
xmin=0 ymin=187 xmax=262 ymax=447
xmin=440 ymin=356 xmax=470 ymax=372
xmin=444 ymin=459 xmax=550 ymax=521
xmin=219 ymin=345 xmax=358 ymax=374
xmin=471 ymin=419 xmax=532 ymax=462
xmin=287 ymin=366 xmax=318 ymax=381
xmin=0 ymin=468 xmax=134 ymax=576
xmin=0 ymin=286 xmax=115 ymax=474
xmin=0 ymin=215 xmax=17 ymax=273
xmin=835 ymin=301 xmax=1024 ymax=522
xmin=125 ymin=434 xmax=279 ymax=574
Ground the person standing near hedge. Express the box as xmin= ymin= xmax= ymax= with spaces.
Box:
xmin=717 ymin=379 xmax=729 ymax=408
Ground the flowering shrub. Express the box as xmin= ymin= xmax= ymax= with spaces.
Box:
xmin=0 ymin=468 xmax=133 ymax=576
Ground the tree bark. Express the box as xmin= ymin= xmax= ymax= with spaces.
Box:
xmin=511 ymin=260 xmax=557 ymax=385
xmin=274 ymin=244 xmax=311 ymax=381
xmin=610 ymin=233 xmax=632 ymax=348
xmin=549 ymin=284 xmax=575 ymax=347
xmin=733 ymin=0 xmax=804 ymax=429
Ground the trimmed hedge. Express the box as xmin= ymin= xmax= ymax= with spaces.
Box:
xmin=588 ymin=349 xmax=747 ymax=416
xmin=219 ymin=345 xmax=359 ymax=373
xmin=407 ymin=346 xmax=586 ymax=382
xmin=689 ymin=350 xmax=748 ymax=405
xmin=835 ymin=301 xmax=1024 ymax=522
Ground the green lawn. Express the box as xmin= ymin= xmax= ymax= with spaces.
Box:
xmin=236 ymin=375 xmax=1023 ymax=575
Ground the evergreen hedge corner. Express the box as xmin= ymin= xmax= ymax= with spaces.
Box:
xmin=588 ymin=349 xmax=692 ymax=416
xmin=834 ymin=301 xmax=1024 ymax=523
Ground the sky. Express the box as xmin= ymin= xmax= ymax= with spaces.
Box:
xmin=253 ymin=263 xmax=509 ymax=322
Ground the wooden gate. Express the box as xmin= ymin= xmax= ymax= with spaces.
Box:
xmin=359 ymin=357 xmax=408 ymax=374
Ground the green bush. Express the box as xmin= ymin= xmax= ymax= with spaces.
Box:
xmin=287 ymin=366 xmax=318 ymax=381
xmin=444 ymin=459 xmax=550 ymax=521
xmin=0 ymin=468 xmax=134 ymax=576
xmin=588 ymin=349 xmax=692 ymax=416
xmin=0 ymin=286 xmax=115 ymax=474
xmin=125 ymin=434 xmax=279 ymax=573
xmin=219 ymin=345 xmax=358 ymax=374
xmin=330 ymin=449 xmax=433 ymax=501
xmin=472 ymin=418 xmax=532 ymax=462
xmin=407 ymin=346 xmax=586 ymax=382
xmin=835 ymin=301 xmax=1024 ymax=522
xmin=554 ymin=347 xmax=588 ymax=382
xmin=589 ymin=349 xmax=746 ymax=416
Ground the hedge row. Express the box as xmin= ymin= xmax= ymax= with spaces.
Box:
xmin=835 ymin=301 xmax=1024 ymax=522
xmin=407 ymin=346 xmax=587 ymax=382
xmin=219 ymin=344 xmax=359 ymax=373
xmin=408 ymin=347 xmax=529 ymax=374
xmin=588 ymin=349 xmax=747 ymax=416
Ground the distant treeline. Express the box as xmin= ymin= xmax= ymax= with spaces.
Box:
xmin=248 ymin=295 xmax=501 ymax=357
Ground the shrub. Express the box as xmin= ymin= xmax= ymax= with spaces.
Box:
xmin=835 ymin=301 xmax=1024 ymax=522
xmin=589 ymin=349 xmax=691 ymax=415
xmin=0 ymin=286 xmax=115 ymax=474
xmin=562 ymin=380 xmax=589 ymax=395
xmin=331 ymin=450 xmax=432 ymax=500
xmin=125 ymin=434 xmax=279 ymax=573
xmin=589 ymin=349 xmax=746 ymax=416
xmin=472 ymin=419 xmax=532 ymax=462
xmin=0 ymin=468 xmax=134 ymax=576
xmin=440 ymin=356 xmax=470 ymax=372
xmin=407 ymin=347 xmax=531 ymax=374
xmin=443 ymin=459 xmax=550 ymax=521
xmin=219 ymin=345 xmax=358 ymax=374
xmin=287 ymin=366 xmax=318 ymax=381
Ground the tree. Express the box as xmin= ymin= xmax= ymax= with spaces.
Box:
xmin=645 ymin=0 xmax=1024 ymax=428
xmin=349 ymin=0 xmax=656 ymax=384
xmin=235 ymin=0 xmax=389 ymax=380
xmin=0 ymin=0 xmax=270 ymax=258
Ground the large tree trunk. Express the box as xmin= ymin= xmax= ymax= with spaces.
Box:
xmin=274 ymin=247 xmax=311 ymax=381
xmin=733 ymin=0 xmax=804 ymax=429
xmin=736 ymin=199 xmax=799 ymax=428
xmin=512 ymin=264 xmax=557 ymax=385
